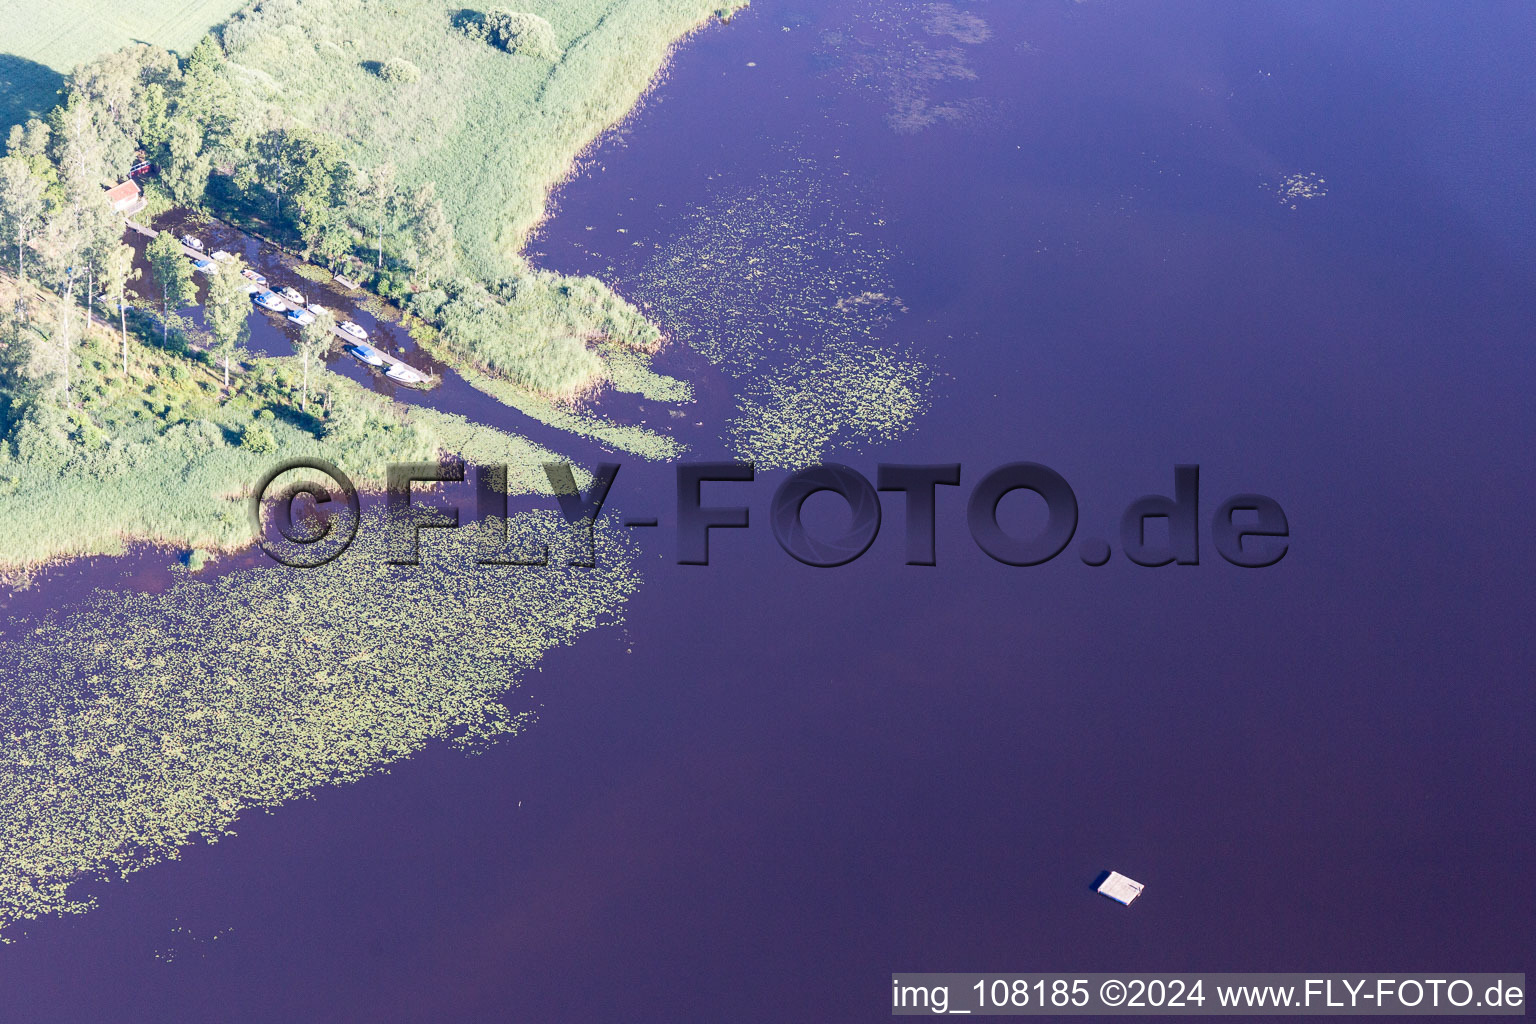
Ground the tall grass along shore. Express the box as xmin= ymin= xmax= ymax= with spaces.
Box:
xmin=0 ymin=0 xmax=747 ymax=570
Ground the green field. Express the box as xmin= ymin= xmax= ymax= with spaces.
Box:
xmin=0 ymin=0 xmax=743 ymax=274
xmin=0 ymin=0 xmax=248 ymax=131
xmin=222 ymin=0 xmax=743 ymax=278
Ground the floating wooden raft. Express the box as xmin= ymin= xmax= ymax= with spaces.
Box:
xmin=1096 ymin=871 xmax=1144 ymax=906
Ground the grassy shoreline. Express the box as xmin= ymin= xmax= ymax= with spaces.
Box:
xmin=221 ymin=0 xmax=747 ymax=275
xmin=214 ymin=0 xmax=746 ymax=398
xmin=0 ymin=271 xmax=569 ymax=574
xmin=0 ymin=0 xmax=748 ymax=939
xmin=0 ymin=0 xmax=749 ymax=572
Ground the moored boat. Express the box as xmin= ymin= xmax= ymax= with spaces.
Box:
xmin=347 ymin=343 xmax=386 ymax=367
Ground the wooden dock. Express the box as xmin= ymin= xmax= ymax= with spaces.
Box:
xmin=125 ymin=219 xmax=436 ymax=388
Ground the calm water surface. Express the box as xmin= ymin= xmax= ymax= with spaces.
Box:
xmin=1 ymin=2 xmax=1532 ymax=1020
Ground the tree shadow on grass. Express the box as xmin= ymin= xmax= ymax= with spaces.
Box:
xmin=450 ymin=9 xmax=487 ymax=36
xmin=266 ymin=401 xmax=327 ymax=437
xmin=0 ymin=54 xmax=65 ymax=138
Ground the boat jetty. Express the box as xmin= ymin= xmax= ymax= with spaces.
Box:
xmin=125 ymin=219 xmax=437 ymax=389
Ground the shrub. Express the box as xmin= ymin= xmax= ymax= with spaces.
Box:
xmin=188 ymin=419 xmax=226 ymax=448
xmin=167 ymin=418 xmax=226 ymax=450
xmin=222 ymin=0 xmax=303 ymax=55
xmin=186 ymin=548 xmax=208 ymax=572
xmin=373 ymin=269 xmax=409 ymax=299
xmin=408 ymin=287 xmax=449 ymax=320
xmin=483 ymin=10 xmax=560 ymax=60
xmin=240 ymin=423 xmax=277 ymax=453
xmin=138 ymin=180 xmax=176 ymax=219
xmin=11 ymin=419 xmax=66 ymax=464
xmin=74 ymin=422 xmax=109 ymax=451
xmin=322 ymin=402 xmax=367 ymax=440
xmin=453 ymin=9 xmax=489 ymax=42
xmin=375 ymin=56 xmax=422 ymax=84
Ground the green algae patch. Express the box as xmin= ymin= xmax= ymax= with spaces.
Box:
xmin=814 ymin=1 xmax=996 ymax=134
xmin=0 ymin=510 xmax=640 ymax=937
xmin=729 ymin=343 xmax=933 ymax=471
xmin=600 ymin=343 xmax=695 ymax=404
xmin=287 ymin=263 xmax=338 ymax=285
xmin=631 ymin=156 xmax=933 ymax=468
xmin=637 ymin=162 xmax=905 ymax=371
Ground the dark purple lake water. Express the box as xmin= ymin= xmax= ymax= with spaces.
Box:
xmin=2 ymin=1 xmax=1532 ymax=1019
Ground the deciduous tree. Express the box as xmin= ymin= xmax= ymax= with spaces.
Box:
xmin=483 ymin=10 xmax=559 ymax=59
xmin=408 ymin=186 xmax=454 ymax=288
xmin=98 ymin=241 xmax=140 ymax=376
xmin=160 ymin=118 xmax=211 ymax=207
xmin=0 ymin=157 xmax=46 ymax=284
xmin=147 ymin=229 xmax=194 ymax=345
xmin=38 ymin=196 xmax=88 ymax=403
xmin=76 ymin=181 xmax=121 ymax=330
xmin=205 ymin=256 xmax=250 ymax=389
xmin=51 ymin=95 xmax=121 ymax=185
xmin=139 ymin=82 xmax=171 ymax=153
xmin=5 ymin=119 xmax=52 ymax=174
xmin=359 ymin=162 xmax=397 ymax=270
xmin=295 ymin=308 xmax=334 ymax=412
xmin=255 ymin=127 xmax=298 ymax=221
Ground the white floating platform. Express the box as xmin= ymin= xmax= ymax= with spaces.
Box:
xmin=1097 ymin=871 xmax=1144 ymax=906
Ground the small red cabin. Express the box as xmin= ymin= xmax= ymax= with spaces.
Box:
xmin=104 ymin=179 xmax=142 ymax=213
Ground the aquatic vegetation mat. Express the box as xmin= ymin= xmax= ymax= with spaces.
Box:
xmin=599 ymin=344 xmax=694 ymax=405
xmin=628 ymin=155 xmax=934 ymax=467
xmin=1271 ymin=171 xmax=1329 ymax=208
xmin=813 ymin=1 xmax=996 ymax=134
xmin=729 ymin=343 xmax=932 ymax=471
xmin=0 ymin=510 xmax=640 ymax=936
